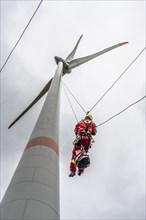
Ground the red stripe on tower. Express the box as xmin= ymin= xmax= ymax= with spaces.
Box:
xmin=25 ymin=136 xmax=59 ymax=155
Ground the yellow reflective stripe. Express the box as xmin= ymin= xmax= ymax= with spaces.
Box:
xmin=84 ymin=120 xmax=91 ymax=124
xmin=81 ymin=130 xmax=86 ymax=133
xmin=71 ymin=159 xmax=75 ymax=164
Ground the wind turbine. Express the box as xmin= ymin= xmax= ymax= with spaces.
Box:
xmin=1 ymin=35 xmax=128 ymax=219
xmin=8 ymin=35 xmax=128 ymax=129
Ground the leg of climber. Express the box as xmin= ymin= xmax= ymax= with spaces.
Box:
xmin=78 ymin=167 xmax=85 ymax=176
xmin=69 ymin=145 xmax=77 ymax=177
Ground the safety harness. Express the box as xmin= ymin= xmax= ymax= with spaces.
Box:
xmin=73 ymin=120 xmax=93 ymax=151
xmin=79 ymin=119 xmax=92 ymax=137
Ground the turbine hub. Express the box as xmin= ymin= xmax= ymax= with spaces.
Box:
xmin=54 ymin=56 xmax=71 ymax=74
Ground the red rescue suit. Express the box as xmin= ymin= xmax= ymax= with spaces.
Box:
xmin=74 ymin=118 xmax=97 ymax=136
xmin=70 ymin=118 xmax=97 ymax=173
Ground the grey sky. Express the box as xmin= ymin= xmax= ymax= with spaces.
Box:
xmin=1 ymin=1 xmax=145 ymax=219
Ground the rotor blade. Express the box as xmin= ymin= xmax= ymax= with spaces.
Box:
xmin=68 ymin=42 xmax=129 ymax=69
xmin=8 ymin=78 xmax=53 ymax=129
xmin=65 ymin=35 xmax=83 ymax=62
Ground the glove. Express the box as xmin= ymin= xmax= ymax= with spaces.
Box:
xmin=86 ymin=131 xmax=91 ymax=136
xmin=76 ymin=133 xmax=81 ymax=140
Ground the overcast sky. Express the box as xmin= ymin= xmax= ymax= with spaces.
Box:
xmin=1 ymin=1 xmax=145 ymax=219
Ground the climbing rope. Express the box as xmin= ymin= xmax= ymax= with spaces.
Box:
xmin=0 ymin=0 xmax=44 ymax=73
xmin=62 ymin=48 xmax=145 ymax=127
xmin=88 ymin=47 xmax=146 ymax=113
xmin=62 ymin=81 xmax=78 ymax=122
xmin=62 ymin=80 xmax=86 ymax=113
xmin=96 ymin=95 xmax=146 ymax=128
xmin=62 ymin=80 xmax=145 ymax=126
xmin=63 ymin=79 xmax=145 ymax=126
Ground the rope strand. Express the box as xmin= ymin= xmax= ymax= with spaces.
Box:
xmin=62 ymin=80 xmax=86 ymax=113
xmin=62 ymin=82 xmax=78 ymax=122
xmin=97 ymin=95 xmax=146 ymax=128
xmin=0 ymin=0 xmax=43 ymax=73
xmin=89 ymin=47 xmax=146 ymax=113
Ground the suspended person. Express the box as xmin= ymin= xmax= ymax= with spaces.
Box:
xmin=69 ymin=113 xmax=97 ymax=177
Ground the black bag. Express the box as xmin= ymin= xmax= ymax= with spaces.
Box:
xmin=76 ymin=153 xmax=90 ymax=168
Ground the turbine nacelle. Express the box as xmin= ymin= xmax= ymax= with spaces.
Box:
xmin=54 ymin=56 xmax=71 ymax=74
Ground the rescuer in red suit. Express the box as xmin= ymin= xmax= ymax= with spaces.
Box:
xmin=69 ymin=113 xmax=97 ymax=177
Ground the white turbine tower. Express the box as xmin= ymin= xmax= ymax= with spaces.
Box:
xmin=1 ymin=36 xmax=128 ymax=219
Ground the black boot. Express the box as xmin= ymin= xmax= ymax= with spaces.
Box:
xmin=69 ymin=171 xmax=76 ymax=177
xmin=78 ymin=170 xmax=84 ymax=176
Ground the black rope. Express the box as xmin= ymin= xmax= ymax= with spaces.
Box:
xmin=0 ymin=0 xmax=44 ymax=73
xmin=62 ymin=82 xmax=78 ymax=122
xmin=88 ymin=47 xmax=146 ymax=113
xmin=97 ymin=95 xmax=146 ymax=128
